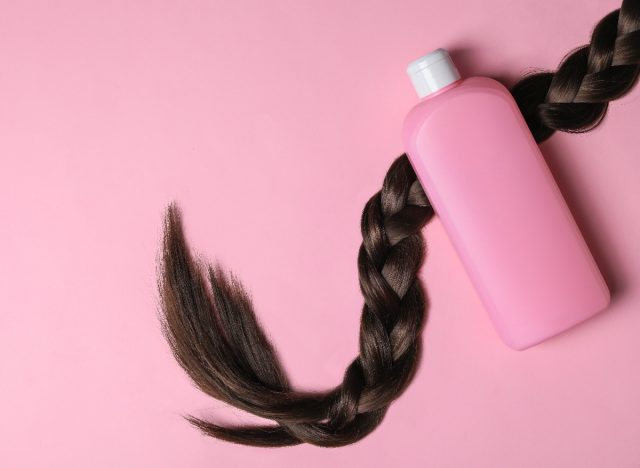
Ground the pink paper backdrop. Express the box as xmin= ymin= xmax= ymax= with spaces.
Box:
xmin=2 ymin=0 xmax=639 ymax=466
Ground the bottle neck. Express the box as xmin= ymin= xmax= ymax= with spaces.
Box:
xmin=418 ymin=78 xmax=462 ymax=101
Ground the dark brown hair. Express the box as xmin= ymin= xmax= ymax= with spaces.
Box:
xmin=158 ymin=0 xmax=640 ymax=447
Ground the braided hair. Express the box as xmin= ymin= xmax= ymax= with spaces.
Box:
xmin=511 ymin=0 xmax=640 ymax=142
xmin=158 ymin=0 xmax=640 ymax=447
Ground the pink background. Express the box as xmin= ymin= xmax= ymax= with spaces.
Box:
xmin=1 ymin=0 xmax=639 ymax=466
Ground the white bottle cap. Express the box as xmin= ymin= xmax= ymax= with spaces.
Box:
xmin=406 ymin=48 xmax=461 ymax=98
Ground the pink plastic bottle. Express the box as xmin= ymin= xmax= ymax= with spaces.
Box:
xmin=402 ymin=49 xmax=610 ymax=350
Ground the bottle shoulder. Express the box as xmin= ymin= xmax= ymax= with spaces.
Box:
xmin=404 ymin=77 xmax=513 ymax=122
xmin=402 ymin=76 xmax=519 ymax=142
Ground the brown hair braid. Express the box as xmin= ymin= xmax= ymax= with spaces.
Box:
xmin=158 ymin=0 xmax=640 ymax=447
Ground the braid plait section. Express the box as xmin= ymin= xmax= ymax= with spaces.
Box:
xmin=511 ymin=0 xmax=640 ymax=142
xmin=159 ymin=156 xmax=434 ymax=447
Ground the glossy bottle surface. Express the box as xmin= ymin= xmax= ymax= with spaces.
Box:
xmin=403 ymin=77 xmax=610 ymax=350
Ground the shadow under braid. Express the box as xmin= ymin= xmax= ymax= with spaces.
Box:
xmin=158 ymin=0 xmax=640 ymax=447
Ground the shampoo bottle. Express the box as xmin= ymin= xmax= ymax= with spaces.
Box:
xmin=402 ymin=49 xmax=610 ymax=350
